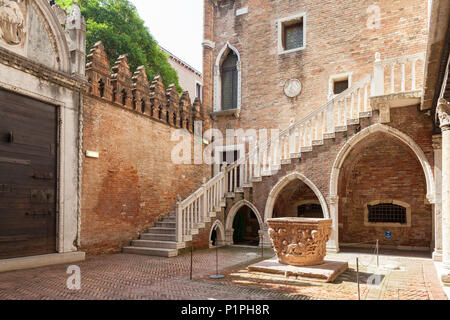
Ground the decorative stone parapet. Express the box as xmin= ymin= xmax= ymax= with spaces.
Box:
xmin=268 ymin=218 xmax=332 ymax=267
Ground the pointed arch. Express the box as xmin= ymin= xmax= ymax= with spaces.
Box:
xmin=226 ymin=200 xmax=263 ymax=231
xmin=329 ymin=124 xmax=435 ymax=203
xmin=264 ymin=172 xmax=330 ymax=222
xmin=209 ymin=220 xmax=225 ymax=248
xmin=214 ymin=42 xmax=242 ymax=112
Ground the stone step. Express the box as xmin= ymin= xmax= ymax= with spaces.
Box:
xmin=141 ymin=233 xmax=176 ymax=241
xmin=131 ymin=240 xmax=180 ymax=249
xmin=147 ymin=227 xmax=176 ymax=235
xmin=155 ymin=221 xmax=176 ymax=228
xmin=123 ymin=246 xmax=178 ymax=257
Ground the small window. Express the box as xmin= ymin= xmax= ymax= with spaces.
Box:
xmin=334 ymin=79 xmax=349 ymax=95
xmin=367 ymin=204 xmax=407 ymax=224
xmin=278 ymin=14 xmax=306 ymax=54
xmin=297 ymin=204 xmax=323 ymax=218
xmin=283 ymin=21 xmax=304 ymax=51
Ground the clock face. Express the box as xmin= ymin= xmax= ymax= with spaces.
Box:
xmin=284 ymin=79 xmax=302 ymax=98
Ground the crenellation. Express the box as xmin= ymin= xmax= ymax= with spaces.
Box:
xmin=111 ymin=54 xmax=133 ymax=109
xmin=85 ymin=42 xmax=204 ymax=127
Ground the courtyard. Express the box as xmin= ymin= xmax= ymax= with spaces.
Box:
xmin=0 ymin=247 xmax=446 ymax=300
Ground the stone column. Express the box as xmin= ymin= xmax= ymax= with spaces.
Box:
xmin=437 ymin=99 xmax=450 ymax=283
xmin=258 ymin=224 xmax=272 ymax=249
xmin=327 ymin=196 xmax=340 ymax=253
xmin=432 ymin=135 xmax=443 ymax=261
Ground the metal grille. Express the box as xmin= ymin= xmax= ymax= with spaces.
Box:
xmin=284 ymin=22 xmax=304 ymax=50
xmin=367 ymin=203 xmax=407 ymax=224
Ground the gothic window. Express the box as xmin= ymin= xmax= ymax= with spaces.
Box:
xmin=221 ymin=52 xmax=238 ymax=110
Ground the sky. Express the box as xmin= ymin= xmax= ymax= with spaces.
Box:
xmin=130 ymin=0 xmax=204 ymax=73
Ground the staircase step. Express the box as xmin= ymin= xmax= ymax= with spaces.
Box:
xmin=155 ymin=221 xmax=176 ymax=228
xmin=131 ymin=240 xmax=180 ymax=249
xmin=147 ymin=227 xmax=176 ymax=235
xmin=141 ymin=233 xmax=176 ymax=241
xmin=123 ymin=246 xmax=178 ymax=257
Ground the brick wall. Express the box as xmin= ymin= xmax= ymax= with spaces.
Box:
xmin=80 ymin=42 xmax=210 ymax=254
xmin=204 ymin=0 xmax=429 ymax=132
xmin=338 ymin=132 xmax=432 ymax=248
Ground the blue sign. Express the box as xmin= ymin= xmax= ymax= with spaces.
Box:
xmin=385 ymin=231 xmax=392 ymax=239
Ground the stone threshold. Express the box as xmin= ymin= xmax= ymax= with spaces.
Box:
xmin=0 ymin=252 xmax=86 ymax=273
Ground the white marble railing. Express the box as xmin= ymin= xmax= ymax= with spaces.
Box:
xmin=174 ymin=52 xmax=425 ymax=245
xmin=176 ymin=173 xmax=226 ymax=243
xmin=372 ymin=52 xmax=426 ymax=96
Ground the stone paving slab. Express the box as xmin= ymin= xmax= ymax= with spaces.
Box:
xmin=248 ymin=258 xmax=348 ymax=283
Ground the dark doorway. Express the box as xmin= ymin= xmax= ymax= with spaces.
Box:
xmin=0 ymin=89 xmax=57 ymax=259
xmin=232 ymin=205 xmax=259 ymax=246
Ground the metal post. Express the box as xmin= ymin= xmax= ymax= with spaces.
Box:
xmin=357 ymin=258 xmax=361 ymax=300
xmin=376 ymin=240 xmax=379 ymax=268
xmin=210 ymin=236 xmax=225 ymax=280
xmin=261 ymin=234 xmax=264 ymax=258
xmin=190 ymin=245 xmax=193 ymax=281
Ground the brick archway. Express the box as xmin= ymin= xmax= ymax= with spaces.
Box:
xmin=328 ymin=123 xmax=435 ymax=251
xmin=264 ymin=172 xmax=330 ymax=222
xmin=225 ymin=200 xmax=264 ymax=246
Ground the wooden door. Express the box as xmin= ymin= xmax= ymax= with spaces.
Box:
xmin=0 ymin=89 xmax=57 ymax=259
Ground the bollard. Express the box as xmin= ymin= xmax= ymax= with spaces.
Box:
xmin=190 ymin=245 xmax=193 ymax=281
xmin=376 ymin=240 xmax=379 ymax=268
xmin=210 ymin=243 xmax=224 ymax=279
xmin=357 ymin=257 xmax=361 ymax=300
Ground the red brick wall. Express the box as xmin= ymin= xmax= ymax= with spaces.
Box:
xmin=81 ymin=95 xmax=210 ymax=254
xmin=338 ymin=132 xmax=432 ymax=248
xmin=205 ymin=0 xmax=429 ymax=132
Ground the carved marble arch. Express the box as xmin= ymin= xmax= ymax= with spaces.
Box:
xmin=0 ymin=0 xmax=72 ymax=73
xmin=213 ymin=42 xmax=242 ymax=112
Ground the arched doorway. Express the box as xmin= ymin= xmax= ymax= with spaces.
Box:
xmin=272 ymin=179 xmax=325 ymax=219
xmin=337 ymin=130 xmax=432 ymax=250
xmin=209 ymin=220 xmax=225 ymax=248
xmin=225 ymin=200 xmax=264 ymax=247
xmin=264 ymin=172 xmax=330 ymax=221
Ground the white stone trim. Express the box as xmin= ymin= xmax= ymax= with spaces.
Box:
xmin=214 ymin=42 xmax=242 ymax=112
xmin=363 ymin=200 xmax=412 ymax=228
xmin=202 ymin=40 xmax=216 ymax=49
xmin=277 ymin=12 xmax=307 ymax=55
xmin=236 ymin=7 xmax=248 ymax=16
xmin=328 ymin=72 xmax=353 ymax=100
xmin=209 ymin=220 xmax=226 ymax=248
xmin=264 ymin=172 xmax=330 ymax=222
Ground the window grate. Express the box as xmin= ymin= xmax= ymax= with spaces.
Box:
xmin=367 ymin=203 xmax=407 ymax=224
xmin=283 ymin=21 xmax=304 ymax=51
xmin=334 ymin=79 xmax=349 ymax=95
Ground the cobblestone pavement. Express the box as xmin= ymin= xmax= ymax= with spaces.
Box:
xmin=0 ymin=247 xmax=447 ymax=300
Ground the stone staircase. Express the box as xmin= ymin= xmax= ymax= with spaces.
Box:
xmin=123 ymin=52 xmax=425 ymax=258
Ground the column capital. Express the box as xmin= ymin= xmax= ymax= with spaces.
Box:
xmin=437 ymin=98 xmax=450 ymax=131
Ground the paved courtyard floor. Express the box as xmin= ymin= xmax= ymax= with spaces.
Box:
xmin=0 ymin=247 xmax=447 ymax=300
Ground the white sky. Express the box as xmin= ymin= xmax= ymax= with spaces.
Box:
xmin=130 ymin=0 xmax=204 ymax=73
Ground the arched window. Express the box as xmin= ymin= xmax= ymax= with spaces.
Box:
xmin=220 ymin=51 xmax=238 ymax=110
xmin=98 ymin=79 xmax=105 ymax=98
xmin=121 ymin=89 xmax=127 ymax=106
xmin=141 ymin=99 xmax=146 ymax=113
